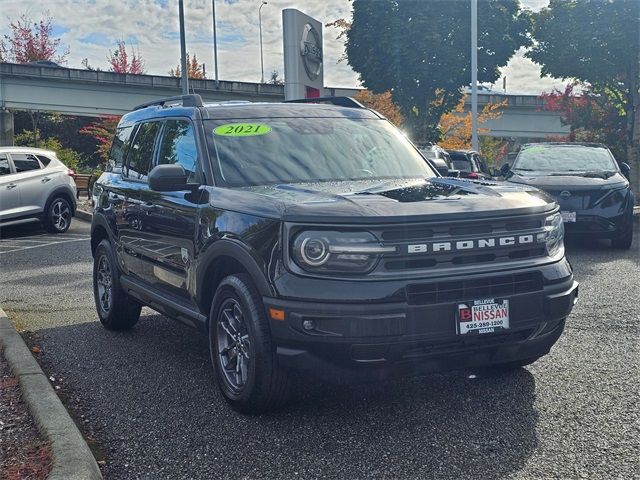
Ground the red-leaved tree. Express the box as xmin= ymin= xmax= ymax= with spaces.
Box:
xmin=168 ymin=52 xmax=206 ymax=79
xmin=0 ymin=13 xmax=69 ymax=64
xmin=107 ymin=40 xmax=145 ymax=74
xmin=79 ymin=116 xmax=121 ymax=168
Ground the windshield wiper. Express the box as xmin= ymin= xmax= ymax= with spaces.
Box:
xmin=512 ymin=168 xmax=535 ymax=171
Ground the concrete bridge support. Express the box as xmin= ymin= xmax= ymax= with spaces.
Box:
xmin=0 ymin=109 xmax=14 ymax=146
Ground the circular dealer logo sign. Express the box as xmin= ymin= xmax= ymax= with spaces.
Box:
xmin=300 ymin=23 xmax=323 ymax=81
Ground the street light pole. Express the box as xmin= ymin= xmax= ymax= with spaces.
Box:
xmin=179 ymin=0 xmax=189 ymax=95
xmin=212 ymin=0 xmax=219 ymax=85
xmin=259 ymin=1 xmax=268 ymax=84
xmin=471 ymin=0 xmax=479 ymax=152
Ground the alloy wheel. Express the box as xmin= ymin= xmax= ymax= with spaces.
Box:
xmin=216 ymin=299 xmax=251 ymax=391
xmin=96 ymin=255 xmax=113 ymax=313
xmin=52 ymin=200 xmax=71 ymax=231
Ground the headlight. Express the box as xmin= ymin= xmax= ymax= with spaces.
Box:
xmin=542 ymin=212 xmax=564 ymax=256
xmin=292 ymin=230 xmax=395 ymax=274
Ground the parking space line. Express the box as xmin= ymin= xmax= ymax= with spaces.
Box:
xmin=0 ymin=237 xmax=89 ymax=254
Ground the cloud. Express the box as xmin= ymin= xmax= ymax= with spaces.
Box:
xmin=0 ymin=0 xmax=558 ymax=93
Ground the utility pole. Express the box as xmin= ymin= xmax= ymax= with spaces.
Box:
xmin=179 ymin=0 xmax=189 ymax=95
xmin=259 ymin=1 xmax=268 ymax=83
xmin=212 ymin=0 xmax=219 ymax=85
xmin=471 ymin=0 xmax=479 ymax=152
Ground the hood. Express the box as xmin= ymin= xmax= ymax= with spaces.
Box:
xmin=213 ymin=178 xmax=555 ymax=224
xmin=506 ymin=172 xmax=628 ymax=190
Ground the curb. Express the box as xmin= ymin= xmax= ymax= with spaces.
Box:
xmin=0 ymin=307 xmax=102 ymax=480
xmin=74 ymin=209 xmax=92 ymax=222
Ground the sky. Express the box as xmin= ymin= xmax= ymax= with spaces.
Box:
xmin=0 ymin=0 xmax=567 ymax=94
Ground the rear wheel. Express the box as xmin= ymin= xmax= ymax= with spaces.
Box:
xmin=93 ymin=239 xmax=141 ymax=330
xmin=44 ymin=197 xmax=72 ymax=233
xmin=209 ymin=274 xmax=290 ymax=413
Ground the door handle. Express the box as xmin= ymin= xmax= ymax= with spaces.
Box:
xmin=41 ymin=177 xmax=52 ymax=183
xmin=6 ymin=183 xmax=17 ymax=189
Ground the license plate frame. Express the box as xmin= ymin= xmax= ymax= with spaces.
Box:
xmin=457 ymin=298 xmax=510 ymax=335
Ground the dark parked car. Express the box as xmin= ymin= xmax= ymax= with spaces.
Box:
xmin=91 ymin=95 xmax=578 ymax=413
xmin=417 ymin=144 xmax=460 ymax=177
xmin=447 ymin=150 xmax=493 ymax=180
xmin=502 ymin=142 xmax=634 ymax=249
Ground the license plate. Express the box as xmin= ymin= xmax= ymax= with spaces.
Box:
xmin=561 ymin=211 xmax=576 ymax=223
xmin=457 ymin=298 xmax=510 ymax=335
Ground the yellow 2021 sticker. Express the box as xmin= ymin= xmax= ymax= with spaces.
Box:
xmin=213 ymin=123 xmax=272 ymax=137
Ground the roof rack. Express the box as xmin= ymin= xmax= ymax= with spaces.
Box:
xmin=285 ymin=96 xmax=366 ymax=109
xmin=134 ymin=94 xmax=204 ymax=111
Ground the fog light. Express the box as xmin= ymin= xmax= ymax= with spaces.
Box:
xmin=302 ymin=320 xmax=315 ymax=331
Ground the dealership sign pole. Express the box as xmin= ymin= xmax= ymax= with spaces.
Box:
xmin=471 ymin=0 xmax=479 ymax=152
xmin=179 ymin=0 xmax=189 ymax=95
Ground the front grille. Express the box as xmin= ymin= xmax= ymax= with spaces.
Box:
xmin=405 ymin=271 xmax=544 ymax=305
xmin=375 ymin=213 xmax=549 ymax=272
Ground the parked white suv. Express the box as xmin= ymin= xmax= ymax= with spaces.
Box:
xmin=0 ymin=147 xmax=77 ymax=233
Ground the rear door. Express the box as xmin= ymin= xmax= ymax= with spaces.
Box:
xmin=0 ymin=153 xmax=21 ymax=220
xmin=6 ymin=153 xmax=49 ymax=215
xmin=117 ymin=121 xmax=162 ymax=277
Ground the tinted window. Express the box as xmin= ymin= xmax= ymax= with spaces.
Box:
xmin=157 ymin=120 xmax=200 ymax=183
xmin=36 ymin=155 xmax=52 ymax=166
xmin=11 ymin=153 xmax=41 ymax=172
xmin=451 ymin=158 xmax=472 ymax=172
xmin=110 ymin=125 xmax=134 ymax=168
xmin=0 ymin=154 xmax=11 ymax=176
xmin=126 ymin=122 xmax=160 ymax=180
xmin=206 ymin=118 xmax=436 ymax=187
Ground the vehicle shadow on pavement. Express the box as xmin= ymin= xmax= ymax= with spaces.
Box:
xmin=35 ymin=314 xmax=539 ymax=480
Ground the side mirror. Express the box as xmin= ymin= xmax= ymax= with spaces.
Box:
xmin=500 ymin=163 xmax=511 ymax=176
xmin=148 ymin=164 xmax=188 ymax=191
xmin=620 ymin=162 xmax=631 ymax=178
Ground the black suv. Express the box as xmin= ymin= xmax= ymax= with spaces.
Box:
xmin=91 ymin=95 xmax=578 ymax=413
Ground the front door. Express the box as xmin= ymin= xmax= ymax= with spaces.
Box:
xmin=141 ymin=118 xmax=203 ymax=302
xmin=0 ymin=153 xmax=21 ymax=221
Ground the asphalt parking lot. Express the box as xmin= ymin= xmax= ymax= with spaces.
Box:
xmin=1 ymin=218 xmax=639 ymax=479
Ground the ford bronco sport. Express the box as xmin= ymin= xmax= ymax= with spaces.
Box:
xmin=91 ymin=94 xmax=578 ymax=413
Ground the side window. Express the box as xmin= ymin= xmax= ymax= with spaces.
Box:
xmin=36 ymin=155 xmax=52 ymax=166
xmin=0 ymin=154 xmax=12 ymax=176
xmin=11 ymin=153 xmax=42 ymax=172
xmin=126 ymin=122 xmax=160 ymax=181
xmin=157 ymin=120 xmax=200 ymax=183
xmin=110 ymin=125 xmax=134 ymax=169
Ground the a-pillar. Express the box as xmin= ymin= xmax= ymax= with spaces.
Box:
xmin=0 ymin=108 xmax=14 ymax=146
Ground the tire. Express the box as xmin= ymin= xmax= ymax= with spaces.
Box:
xmin=611 ymin=225 xmax=633 ymax=250
xmin=209 ymin=274 xmax=290 ymax=413
xmin=43 ymin=197 xmax=72 ymax=233
xmin=93 ymin=239 xmax=141 ymax=330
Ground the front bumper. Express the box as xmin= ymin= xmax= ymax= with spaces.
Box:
xmin=264 ymin=263 xmax=578 ymax=381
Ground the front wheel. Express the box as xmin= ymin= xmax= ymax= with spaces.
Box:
xmin=209 ymin=274 xmax=290 ymax=413
xmin=44 ymin=197 xmax=72 ymax=233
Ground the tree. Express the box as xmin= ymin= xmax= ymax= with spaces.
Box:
xmin=0 ymin=13 xmax=68 ymax=64
xmin=80 ymin=116 xmax=120 ymax=168
xmin=107 ymin=40 xmax=146 ymax=74
xmin=527 ymin=0 xmax=640 ymax=194
xmin=540 ymin=83 xmax=627 ymax=163
xmin=169 ymin=52 xmax=205 ymax=79
xmin=269 ymin=70 xmax=284 ymax=85
xmin=354 ymin=90 xmax=404 ymax=127
xmin=344 ymin=0 xmax=529 ymax=141
xmin=439 ymin=95 xmax=506 ymax=150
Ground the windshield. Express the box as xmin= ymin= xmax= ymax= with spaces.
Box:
xmin=513 ymin=144 xmax=618 ymax=173
xmin=450 ymin=157 xmax=472 ymax=172
xmin=206 ymin=118 xmax=435 ymax=187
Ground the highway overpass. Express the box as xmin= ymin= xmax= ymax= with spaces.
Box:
xmin=0 ymin=62 xmax=568 ymax=145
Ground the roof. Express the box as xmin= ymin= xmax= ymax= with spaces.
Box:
xmin=0 ymin=146 xmax=56 ymax=155
xmin=121 ymin=101 xmax=381 ymax=127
